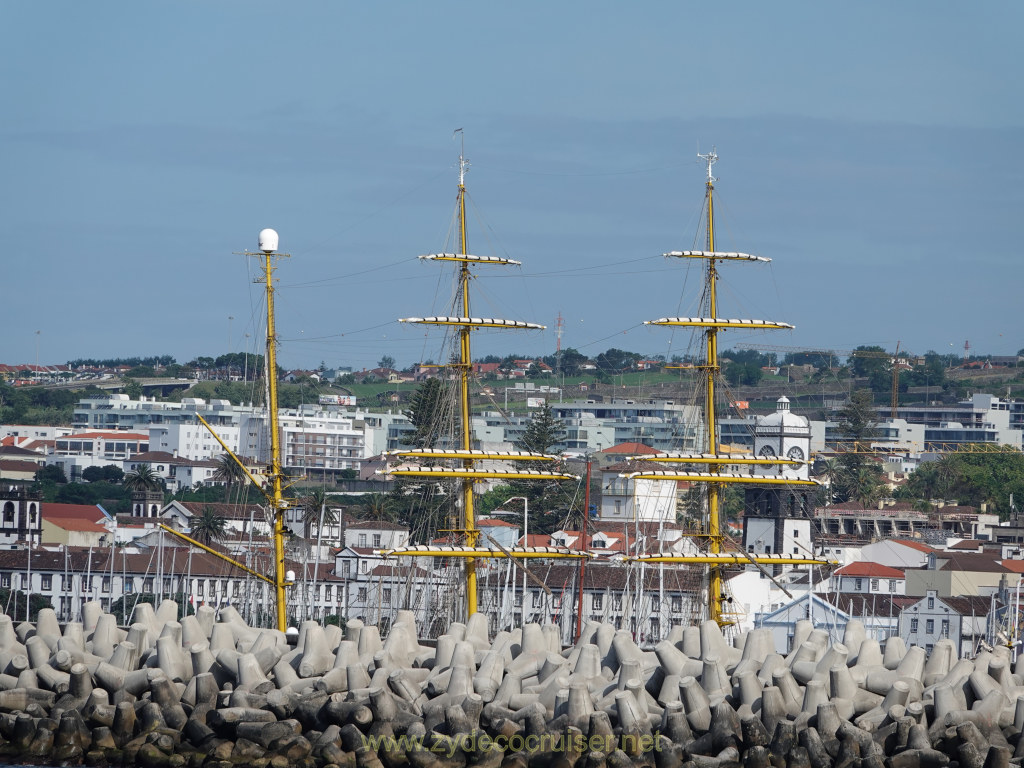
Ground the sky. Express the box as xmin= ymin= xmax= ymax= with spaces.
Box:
xmin=2 ymin=3 xmax=1022 ymax=372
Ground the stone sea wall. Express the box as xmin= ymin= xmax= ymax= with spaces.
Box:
xmin=0 ymin=599 xmax=1015 ymax=768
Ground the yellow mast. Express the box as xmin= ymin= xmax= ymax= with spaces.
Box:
xmin=701 ymin=152 xmax=726 ymax=626
xmin=259 ymin=232 xmax=290 ymax=634
xmin=160 ymin=229 xmax=293 ymax=633
xmin=384 ymin=138 xmax=584 ymax=619
xmin=455 ymin=150 xmax=480 ymax=615
xmin=633 ymin=150 xmax=834 ymax=627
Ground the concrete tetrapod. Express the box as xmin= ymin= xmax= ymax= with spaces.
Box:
xmin=0 ymin=600 xmax=1020 ymax=768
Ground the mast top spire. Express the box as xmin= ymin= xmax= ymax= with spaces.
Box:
xmin=698 ymin=146 xmax=718 ymax=185
xmin=454 ymin=128 xmax=469 ymax=187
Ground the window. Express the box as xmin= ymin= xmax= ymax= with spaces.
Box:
xmin=910 ymin=618 xmax=918 ymax=632
xmin=793 ymin=529 xmax=799 ymax=538
xmin=2 ymin=502 xmax=14 ymax=523
xmin=613 ymin=594 xmax=623 ymax=611
xmin=926 ymin=619 xmax=934 ymax=634
xmin=870 ymin=579 xmax=879 ymax=591
xmin=0 ymin=574 xmax=9 ymax=588
xmin=359 ymin=561 xmax=368 ymax=574
xmin=855 ymin=578 xmax=863 ymax=590
xmin=124 ymin=578 xmax=134 ymax=593
xmin=382 ymin=588 xmax=391 ymax=605
xmin=514 ymin=592 xmax=523 ymax=607
xmin=163 ymin=578 xmax=172 ymax=593
xmin=649 ymin=617 xmax=660 ymax=638
xmin=941 ymin=620 xmax=949 ymax=638
xmin=532 ymin=591 xmax=541 ymax=608
xmin=927 ymin=596 xmax=935 ymax=609
xmin=41 ymin=575 xmax=52 ymax=590
xmin=143 ymin=578 xmax=153 ymax=594
xmin=671 ymin=596 xmax=683 ymax=612
xmin=357 ymin=587 xmax=367 ymax=602
xmin=102 ymin=577 xmax=111 ymax=593
xmin=358 ymin=534 xmax=367 ymax=547
xmin=592 ymin=594 xmax=603 ymax=611
xmin=372 ymin=534 xmax=381 ymax=548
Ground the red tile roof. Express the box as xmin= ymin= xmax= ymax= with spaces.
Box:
xmin=43 ymin=504 xmax=107 ymax=522
xmin=45 ymin=518 xmax=106 ymax=533
xmin=834 ymin=561 xmax=905 ymax=578
xmin=892 ymin=539 xmax=936 ymax=553
xmin=949 ymin=539 xmax=985 ymax=550
xmin=478 ymin=518 xmax=518 ymax=527
xmin=601 ymin=442 xmax=659 ymax=455
xmin=0 ymin=460 xmax=41 ymax=473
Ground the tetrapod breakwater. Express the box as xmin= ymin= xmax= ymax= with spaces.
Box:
xmin=0 ymin=600 xmax=1015 ymax=768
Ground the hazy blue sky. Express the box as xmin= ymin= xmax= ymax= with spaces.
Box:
xmin=3 ymin=3 xmax=1021 ymax=371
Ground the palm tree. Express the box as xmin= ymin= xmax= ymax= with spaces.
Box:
xmin=190 ymin=506 xmax=228 ymax=545
xmin=366 ymin=493 xmax=391 ymax=520
xmin=814 ymin=458 xmax=842 ymax=505
xmin=302 ymin=488 xmax=338 ymax=538
xmin=212 ymin=453 xmax=247 ymax=490
xmin=124 ymin=464 xmax=163 ymax=493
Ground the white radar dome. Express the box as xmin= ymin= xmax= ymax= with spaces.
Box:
xmin=286 ymin=569 xmax=296 ymax=582
xmin=258 ymin=228 xmax=279 ymax=253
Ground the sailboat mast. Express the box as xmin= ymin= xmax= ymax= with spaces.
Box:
xmin=456 ymin=150 xmax=479 ymax=616
xmin=259 ymin=234 xmax=290 ymax=633
xmin=700 ymin=150 xmax=726 ymax=626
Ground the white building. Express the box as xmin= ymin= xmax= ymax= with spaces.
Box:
xmin=829 ymin=561 xmax=907 ymax=595
xmin=742 ymin=397 xmax=815 ymax=573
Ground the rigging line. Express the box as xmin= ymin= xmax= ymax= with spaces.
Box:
xmin=570 ymin=323 xmax=648 ymax=352
xmin=485 ymin=160 xmax=691 ymax=179
xmin=483 ymin=266 xmax=679 ymax=280
xmin=285 ymin=167 xmax=450 ymax=258
xmin=279 ymin=321 xmax=400 ymax=343
xmin=486 ymin=253 xmax=662 ymax=279
xmin=282 ymin=256 xmax=421 ymax=289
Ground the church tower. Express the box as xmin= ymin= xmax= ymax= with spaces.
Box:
xmin=742 ymin=397 xmax=814 ymax=574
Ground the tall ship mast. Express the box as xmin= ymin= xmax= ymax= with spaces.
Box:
xmin=623 ymin=150 xmax=830 ymax=627
xmin=161 ymin=229 xmax=294 ymax=633
xmin=379 ymin=140 xmax=587 ymax=619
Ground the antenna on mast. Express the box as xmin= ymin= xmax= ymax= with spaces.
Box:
xmin=698 ymin=146 xmax=718 ymax=185
xmin=454 ymin=128 xmax=469 ymax=187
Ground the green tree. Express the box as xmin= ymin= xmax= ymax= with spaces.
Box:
xmin=0 ymin=589 xmax=51 ymax=623
xmin=35 ymin=465 xmax=67 ymax=484
xmin=378 ymin=355 xmax=396 ymax=370
xmin=897 ymin=447 xmax=1024 ymax=517
xmin=82 ymin=465 xmax=125 ymax=484
xmin=190 ymin=506 xmax=228 ymax=545
xmin=212 ymin=453 xmax=246 ymax=491
xmin=404 ymin=378 xmax=452 ymax=448
xmin=122 ymin=378 xmax=143 ymax=399
xmin=832 ymin=389 xmax=885 ymax=504
xmin=595 ymin=348 xmax=640 ymax=374
xmin=724 ymin=362 xmax=763 ymax=386
xmin=124 ymin=464 xmax=164 ymax=493
xmin=302 ymin=488 xmax=338 ymax=535
xmin=509 ymin=403 xmax=573 ymax=534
